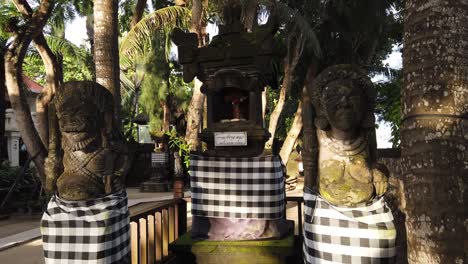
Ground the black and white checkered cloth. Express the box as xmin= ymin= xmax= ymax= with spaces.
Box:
xmin=41 ymin=191 xmax=130 ymax=264
xmin=152 ymin=152 xmax=169 ymax=167
xmin=303 ymin=187 xmax=396 ymax=264
xmin=189 ymin=155 xmax=285 ymax=219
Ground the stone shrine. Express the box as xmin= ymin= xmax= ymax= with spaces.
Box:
xmin=171 ymin=3 xmax=278 ymax=157
xmin=170 ymin=3 xmax=294 ymax=263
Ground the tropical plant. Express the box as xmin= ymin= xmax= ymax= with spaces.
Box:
xmin=120 ymin=5 xmax=191 ymax=142
xmin=120 ymin=5 xmax=191 ymax=69
xmin=166 ymin=127 xmax=191 ymax=170
xmin=23 ymin=36 xmax=93 ymax=83
xmin=375 ymin=68 xmax=401 ymax=147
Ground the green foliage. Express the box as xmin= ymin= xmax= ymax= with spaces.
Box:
xmin=0 ymin=163 xmax=44 ymax=212
xmin=0 ymin=2 xmax=18 ymax=38
xmin=166 ymin=127 xmax=191 ymax=170
xmin=119 ymin=4 xmax=192 ymax=142
xmin=375 ymin=69 xmax=402 ymax=147
xmin=265 ymin=87 xmax=299 ymax=142
xmin=120 ymin=6 xmax=191 ymax=68
xmin=139 ymin=36 xmax=170 ymax=136
xmin=119 ymin=0 xmax=136 ymax=34
xmin=48 ymin=0 xmax=78 ymax=37
xmin=23 ymin=37 xmax=93 ymax=84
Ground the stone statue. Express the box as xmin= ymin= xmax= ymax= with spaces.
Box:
xmin=46 ymin=81 xmax=131 ymax=200
xmin=307 ymin=64 xmax=388 ymax=205
xmin=302 ymin=65 xmax=396 ymax=263
xmin=41 ymin=81 xmax=132 ymax=264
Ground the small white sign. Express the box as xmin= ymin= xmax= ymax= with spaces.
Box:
xmin=214 ymin=132 xmax=247 ymax=146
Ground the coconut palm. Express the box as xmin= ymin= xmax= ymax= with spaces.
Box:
xmin=119 ymin=5 xmax=190 ymax=141
xmin=402 ymin=0 xmax=466 ymax=262
xmin=120 ymin=5 xmax=191 ymax=69
xmin=94 ymin=0 xmax=121 ymax=119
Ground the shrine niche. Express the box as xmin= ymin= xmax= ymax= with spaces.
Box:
xmin=171 ymin=3 xmax=277 ymax=157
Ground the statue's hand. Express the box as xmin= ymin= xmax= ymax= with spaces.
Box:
xmin=372 ymin=167 xmax=388 ymax=196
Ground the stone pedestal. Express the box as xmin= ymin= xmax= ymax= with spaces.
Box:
xmin=169 ymin=232 xmax=297 ymax=264
xmin=140 ymin=152 xmax=170 ymax=192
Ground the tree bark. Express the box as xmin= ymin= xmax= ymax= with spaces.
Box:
xmin=94 ymin=0 xmax=121 ymax=121
xmin=279 ymin=96 xmax=302 ymax=165
xmin=241 ymin=0 xmax=258 ymax=31
xmin=86 ymin=13 xmax=95 ymax=74
xmin=190 ymin=0 xmax=208 ymax=47
xmin=33 ymin=33 xmax=61 ymax=149
xmin=130 ymin=0 xmax=147 ymax=28
xmin=0 ymin=49 xmax=6 ymax=162
xmin=402 ymin=1 xmax=467 ymax=263
xmin=185 ymin=79 xmax=205 ymax=151
xmin=4 ymin=0 xmax=55 ymax=183
xmin=184 ymin=0 xmax=208 ymax=151
xmin=302 ymin=64 xmax=318 ymax=190
xmin=265 ymin=63 xmax=290 ymax=149
xmin=265 ymin=32 xmax=305 ymax=149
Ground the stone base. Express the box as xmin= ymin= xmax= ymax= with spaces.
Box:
xmin=169 ymin=232 xmax=297 ymax=264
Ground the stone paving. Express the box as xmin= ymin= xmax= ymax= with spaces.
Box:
xmin=0 ymin=182 xmax=305 ymax=264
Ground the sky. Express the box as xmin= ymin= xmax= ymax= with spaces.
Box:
xmin=65 ymin=18 xmax=402 ymax=149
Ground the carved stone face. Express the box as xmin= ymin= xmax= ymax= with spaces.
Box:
xmin=322 ymin=80 xmax=365 ymax=134
xmin=57 ymin=97 xmax=100 ymax=150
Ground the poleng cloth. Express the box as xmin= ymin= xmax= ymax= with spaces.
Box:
xmin=303 ymin=188 xmax=396 ymax=264
xmin=189 ymin=155 xmax=285 ymax=219
xmin=152 ymin=152 xmax=169 ymax=166
xmin=41 ymin=191 xmax=130 ymax=264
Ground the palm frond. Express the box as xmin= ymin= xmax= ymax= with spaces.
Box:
xmin=0 ymin=1 xmax=21 ymax=40
xmin=120 ymin=70 xmax=136 ymax=97
xmin=120 ymin=6 xmax=191 ymax=68
xmin=45 ymin=36 xmax=91 ymax=65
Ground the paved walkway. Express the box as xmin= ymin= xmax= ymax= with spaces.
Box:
xmin=0 ymin=182 xmax=304 ymax=264
xmin=0 ymin=188 xmax=181 ymax=251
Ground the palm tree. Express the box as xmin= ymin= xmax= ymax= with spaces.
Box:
xmin=120 ymin=5 xmax=190 ymax=68
xmin=120 ymin=5 xmax=191 ymax=143
xmin=401 ymin=1 xmax=466 ymax=262
xmin=94 ymin=0 xmax=121 ymax=119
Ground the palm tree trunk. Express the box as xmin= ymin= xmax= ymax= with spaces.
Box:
xmin=402 ymin=1 xmax=467 ymax=262
xmin=279 ymin=96 xmax=302 ymax=165
xmin=94 ymin=0 xmax=121 ymax=120
xmin=33 ymin=33 xmax=61 ymax=149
